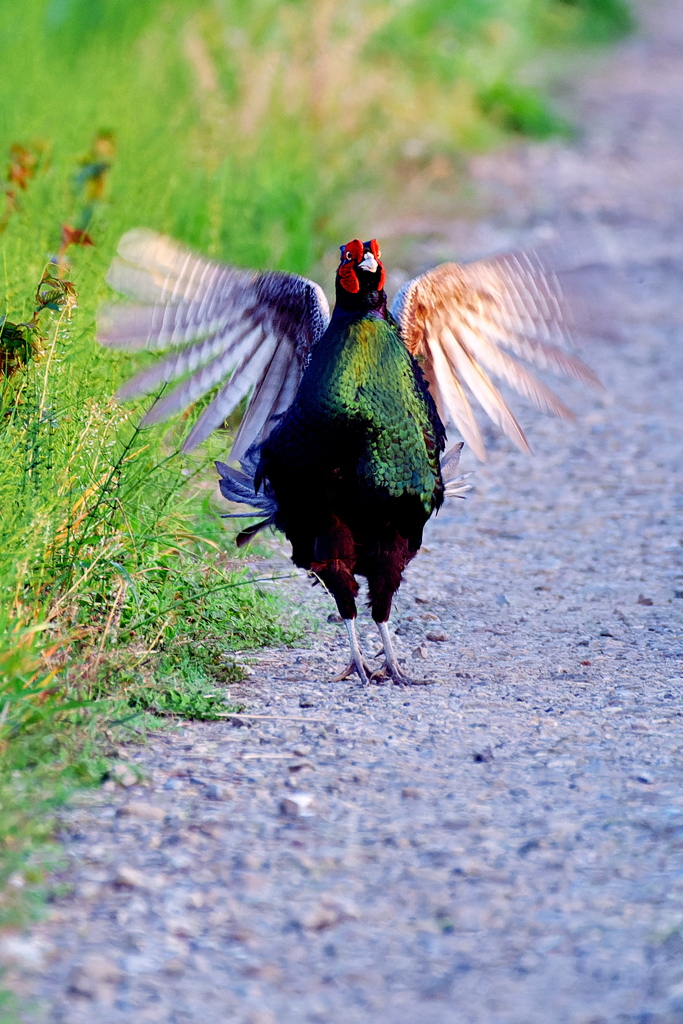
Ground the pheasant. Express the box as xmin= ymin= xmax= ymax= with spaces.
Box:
xmin=99 ymin=231 xmax=597 ymax=684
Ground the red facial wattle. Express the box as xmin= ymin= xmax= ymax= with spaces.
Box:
xmin=338 ymin=238 xmax=364 ymax=293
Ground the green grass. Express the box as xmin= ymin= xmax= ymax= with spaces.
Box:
xmin=478 ymin=81 xmax=571 ymax=139
xmin=537 ymin=0 xmax=634 ymax=45
xmin=0 ymin=0 xmax=632 ymax=991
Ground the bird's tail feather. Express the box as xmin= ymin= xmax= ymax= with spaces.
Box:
xmin=216 ymin=448 xmax=278 ymax=545
xmin=235 ymin=518 xmax=275 ymax=548
xmin=440 ymin=441 xmax=473 ymax=499
xmin=443 ymin=476 xmax=473 ymax=499
xmin=440 ymin=441 xmax=463 ymax=481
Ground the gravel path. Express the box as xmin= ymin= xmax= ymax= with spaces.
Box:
xmin=4 ymin=4 xmax=683 ymax=1022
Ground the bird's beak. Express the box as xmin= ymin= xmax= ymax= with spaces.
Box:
xmin=358 ymin=252 xmax=379 ymax=273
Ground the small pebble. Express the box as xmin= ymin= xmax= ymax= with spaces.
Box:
xmin=206 ymin=783 xmax=230 ymax=800
xmin=280 ymin=793 xmax=315 ymax=817
xmin=109 ymin=763 xmax=137 ymax=788
xmin=425 ymin=631 xmax=447 ymax=642
xmin=114 ymin=866 xmax=156 ymax=889
xmin=117 ymin=801 xmax=165 ymax=822
xmin=68 ymin=954 xmax=121 ymax=998
xmin=0 ymin=935 xmax=49 ymax=970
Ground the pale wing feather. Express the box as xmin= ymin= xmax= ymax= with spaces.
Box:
xmin=99 ymin=229 xmax=330 ymax=455
xmin=454 ymin=321 xmax=574 ymax=421
xmin=424 ymin=332 xmax=486 ymax=461
xmin=392 ymin=251 xmax=597 ymax=459
xmin=115 ymin=324 xmax=250 ymax=400
xmin=104 ymin=231 xmax=253 ymax=349
xmin=140 ymin=326 xmax=269 ymax=426
xmin=458 ymin=256 xmax=601 ymax=389
xmin=449 ymin=258 xmax=557 ymax=344
xmin=471 ymin=253 xmax=561 ymax=334
xmin=229 ymin=339 xmax=301 ymax=461
xmin=178 ymin=332 xmax=278 ymax=450
xmin=112 ymin=228 xmax=238 ymax=304
xmin=436 ymin=323 xmax=529 ymax=454
xmin=452 ymin=263 xmax=599 ymax=386
xmin=100 ymin=273 xmax=254 ymax=351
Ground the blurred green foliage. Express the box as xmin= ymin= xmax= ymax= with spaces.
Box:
xmin=0 ymin=0 xmax=633 ymax=272
xmin=537 ymin=0 xmax=633 ymax=43
xmin=478 ymin=81 xmax=571 ymax=138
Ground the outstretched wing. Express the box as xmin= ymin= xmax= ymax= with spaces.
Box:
xmin=392 ymin=252 xmax=600 ymax=461
xmin=98 ymin=229 xmax=330 ymax=458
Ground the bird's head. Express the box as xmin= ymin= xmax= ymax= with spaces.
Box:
xmin=336 ymin=238 xmax=386 ymax=310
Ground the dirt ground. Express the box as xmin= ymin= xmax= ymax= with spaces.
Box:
xmin=3 ymin=2 xmax=683 ymax=1022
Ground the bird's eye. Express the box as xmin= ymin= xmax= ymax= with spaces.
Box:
xmin=345 ymin=252 xmax=353 ymax=261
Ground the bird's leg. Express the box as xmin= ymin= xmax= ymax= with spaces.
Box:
xmin=333 ymin=619 xmax=374 ymax=685
xmin=376 ymin=621 xmax=412 ymax=685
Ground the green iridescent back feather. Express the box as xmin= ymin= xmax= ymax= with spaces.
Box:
xmin=262 ymin=312 xmax=445 ymax=516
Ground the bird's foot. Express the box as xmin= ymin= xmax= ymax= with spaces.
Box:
xmin=332 ymin=658 xmax=376 ymax=685
xmin=335 ymin=619 xmax=382 ymax=685
xmin=371 ymin=661 xmax=429 ymax=686
xmin=374 ymin=622 xmax=434 ymax=685
xmin=392 ymin=672 xmax=435 ymax=686
xmin=386 ymin=665 xmax=414 ymax=685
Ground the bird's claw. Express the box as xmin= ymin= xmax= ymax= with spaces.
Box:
xmin=332 ymin=658 xmax=376 ymax=685
xmin=388 ymin=670 xmax=413 ymax=685
xmin=372 ymin=660 xmax=432 ymax=686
